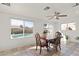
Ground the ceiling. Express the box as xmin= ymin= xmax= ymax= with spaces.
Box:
xmin=0 ymin=3 xmax=79 ymax=20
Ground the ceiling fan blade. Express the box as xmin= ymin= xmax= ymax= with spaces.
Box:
xmin=55 ymin=11 xmax=60 ymax=15
xmin=46 ymin=14 xmax=55 ymax=17
xmin=56 ymin=16 xmax=59 ymax=20
xmin=46 ymin=16 xmax=53 ymax=17
xmin=48 ymin=16 xmax=55 ymax=20
xmin=58 ymin=15 xmax=67 ymax=17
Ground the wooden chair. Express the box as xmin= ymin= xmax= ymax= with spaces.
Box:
xmin=54 ymin=32 xmax=62 ymax=51
xmin=54 ymin=37 xmax=61 ymax=51
xmin=48 ymin=32 xmax=62 ymax=51
xmin=35 ymin=33 xmax=49 ymax=54
xmin=48 ymin=37 xmax=61 ymax=52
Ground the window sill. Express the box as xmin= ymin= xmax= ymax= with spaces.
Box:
xmin=11 ymin=36 xmax=33 ymax=39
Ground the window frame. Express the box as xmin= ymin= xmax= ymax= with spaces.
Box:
xmin=61 ymin=22 xmax=76 ymax=31
xmin=10 ymin=18 xmax=34 ymax=39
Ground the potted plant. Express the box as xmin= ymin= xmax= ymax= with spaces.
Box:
xmin=65 ymin=35 xmax=68 ymax=40
xmin=43 ymin=29 xmax=48 ymax=34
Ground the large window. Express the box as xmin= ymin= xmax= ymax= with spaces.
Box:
xmin=11 ymin=19 xmax=33 ymax=39
xmin=67 ymin=23 xmax=76 ymax=30
xmin=61 ymin=24 xmax=67 ymax=30
xmin=24 ymin=21 xmax=33 ymax=38
xmin=61 ymin=23 xmax=76 ymax=31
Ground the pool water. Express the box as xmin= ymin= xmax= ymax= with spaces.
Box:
xmin=11 ymin=33 xmax=33 ymax=39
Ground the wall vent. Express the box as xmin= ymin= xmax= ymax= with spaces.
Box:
xmin=1 ymin=3 xmax=11 ymax=6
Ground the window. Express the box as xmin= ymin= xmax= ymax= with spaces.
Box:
xmin=68 ymin=23 xmax=76 ymax=30
xmin=43 ymin=24 xmax=53 ymax=34
xmin=24 ymin=21 xmax=33 ymax=38
xmin=48 ymin=25 xmax=53 ymax=34
xmin=61 ymin=24 xmax=67 ymax=30
xmin=61 ymin=23 xmax=76 ymax=31
xmin=11 ymin=19 xmax=33 ymax=39
xmin=43 ymin=24 xmax=54 ymax=39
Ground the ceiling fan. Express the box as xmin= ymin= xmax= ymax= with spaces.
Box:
xmin=46 ymin=11 xmax=67 ymax=20
xmin=72 ymin=3 xmax=79 ymax=7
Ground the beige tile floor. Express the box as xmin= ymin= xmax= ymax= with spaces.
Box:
xmin=0 ymin=41 xmax=79 ymax=56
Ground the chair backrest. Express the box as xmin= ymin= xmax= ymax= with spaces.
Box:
xmin=54 ymin=36 xmax=61 ymax=45
xmin=54 ymin=32 xmax=62 ymax=45
xmin=35 ymin=33 xmax=41 ymax=45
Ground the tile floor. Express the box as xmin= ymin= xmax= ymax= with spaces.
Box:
xmin=0 ymin=41 xmax=79 ymax=56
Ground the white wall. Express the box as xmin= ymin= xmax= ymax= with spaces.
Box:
xmin=0 ymin=12 xmax=34 ymax=50
xmin=56 ymin=18 xmax=79 ymax=43
xmin=0 ymin=12 xmax=56 ymax=50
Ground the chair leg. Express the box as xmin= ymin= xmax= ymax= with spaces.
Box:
xmin=54 ymin=45 xmax=58 ymax=52
xmin=36 ymin=43 xmax=38 ymax=50
xmin=40 ymin=46 xmax=42 ymax=54
xmin=59 ymin=44 xmax=61 ymax=50
xmin=36 ymin=45 xmax=38 ymax=50
xmin=56 ymin=46 xmax=58 ymax=51
xmin=46 ymin=46 xmax=49 ymax=52
xmin=48 ymin=43 xmax=51 ymax=48
xmin=46 ymin=44 xmax=49 ymax=52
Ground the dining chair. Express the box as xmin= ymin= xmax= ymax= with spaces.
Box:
xmin=35 ymin=33 xmax=49 ymax=54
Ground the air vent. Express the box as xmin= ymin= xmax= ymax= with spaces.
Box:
xmin=1 ymin=3 xmax=11 ymax=6
xmin=43 ymin=6 xmax=50 ymax=11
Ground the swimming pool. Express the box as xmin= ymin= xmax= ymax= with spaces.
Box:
xmin=11 ymin=33 xmax=33 ymax=39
